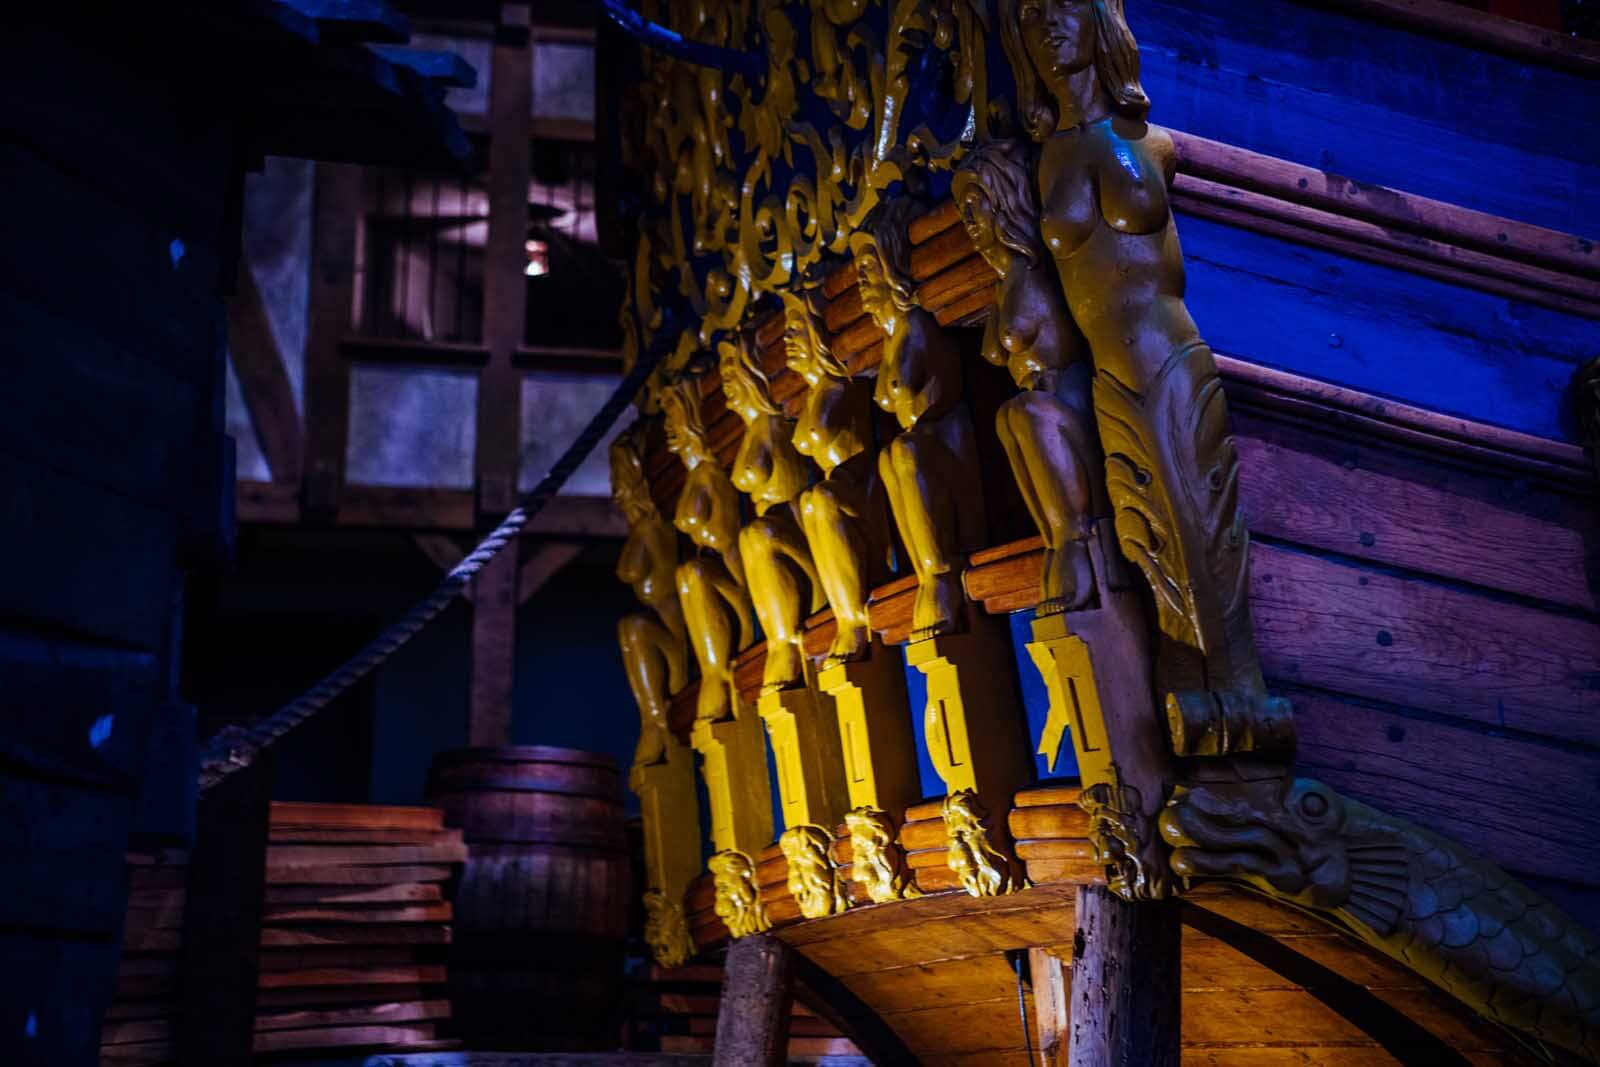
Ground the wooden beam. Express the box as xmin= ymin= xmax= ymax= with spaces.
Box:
xmin=176 ymin=752 xmax=275 ymax=1066
xmin=1029 ymin=947 xmax=1071 ymax=1066
xmin=413 ymin=533 xmax=468 ymax=574
xmin=467 ymin=540 xmax=517 ymax=747
xmin=1069 ymin=887 xmax=1181 ymax=1067
xmin=516 ymin=541 xmax=582 ymax=606
xmin=714 ymin=934 xmax=793 ymax=1067
xmin=475 ymin=2 xmax=533 ymax=519
xmin=302 ymin=163 xmax=362 ymax=520
xmin=228 ymin=260 xmax=303 ymax=485
xmin=1323 ymin=0 xmax=1600 ymax=76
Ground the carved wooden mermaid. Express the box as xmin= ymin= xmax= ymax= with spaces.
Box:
xmin=784 ymin=287 xmax=894 ymax=667
xmin=953 ymin=138 xmax=1107 ymax=616
xmin=719 ymin=332 xmax=825 ymax=692
xmin=852 ymin=198 xmax=987 ymax=639
xmin=1002 ymin=0 xmax=1280 ymax=725
xmin=662 ymin=376 xmax=753 ymax=722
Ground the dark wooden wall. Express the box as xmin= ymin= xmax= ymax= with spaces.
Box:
xmin=0 ymin=23 xmax=236 ymax=1064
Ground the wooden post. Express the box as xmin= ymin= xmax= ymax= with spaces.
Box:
xmin=714 ymin=934 xmax=794 ymax=1067
xmin=1069 ymin=886 xmax=1181 ymax=1067
xmin=1030 ymin=946 xmax=1071 ymax=1066
xmin=476 ymin=3 xmax=533 ymax=519
xmin=176 ymin=753 xmax=274 ymax=1066
xmin=468 ymin=539 xmax=518 ymax=747
xmin=301 ymin=163 xmax=361 ymax=520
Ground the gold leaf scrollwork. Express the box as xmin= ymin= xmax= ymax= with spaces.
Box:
xmin=709 ymin=849 xmax=772 ymax=938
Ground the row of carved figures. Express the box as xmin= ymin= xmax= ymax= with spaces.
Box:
xmin=613 ymin=2 xmax=1600 ymax=1060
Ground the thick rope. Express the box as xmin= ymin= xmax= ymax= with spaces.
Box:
xmin=198 ymin=335 xmax=671 ymax=793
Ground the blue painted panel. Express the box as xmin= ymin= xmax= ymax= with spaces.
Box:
xmin=765 ymin=719 xmax=786 ymax=834
xmin=693 ymin=747 xmax=715 ymax=863
xmin=1007 ymin=610 xmax=1080 ymax=780
xmin=901 ymin=650 xmax=947 ymax=801
xmin=1130 ymin=0 xmax=1600 ymax=235
xmin=1178 ymin=212 xmax=1595 ymax=440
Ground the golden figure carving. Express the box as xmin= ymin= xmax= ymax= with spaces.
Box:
xmin=614 ymin=429 xmax=704 ymax=965
xmin=720 ymin=333 xmax=824 ymax=692
xmin=953 ymin=139 xmax=1107 ymax=615
xmin=842 ymin=805 xmax=921 ymax=904
xmin=642 ymin=889 xmax=696 ymax=969
xmin=786 ymin=287 xmax=894 ymax=667
xmin=943 ymin=789 xmax=1016 ymax=897
xmin=1000 ymin=0 xmax=1283 ymax=724
xmin=663 ymin=376 xmax=753 ymax=724
xmin=854 ymin=199 xmax=987 ymax=639
xmin=1162 ymin=776 xmax=1600 ymax=1062
xmin=779 ymin=823 xmax=847 ymax=919
xmin=709 ymin=848 xmax=772 ymax=938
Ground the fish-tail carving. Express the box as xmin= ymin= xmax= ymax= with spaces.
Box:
xmin=1161 ymin=777 xmax=1600 ymax=1062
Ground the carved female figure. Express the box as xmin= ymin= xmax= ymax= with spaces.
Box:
xmin=852 ymin=199 xmax=987 ymax=639
xmin=785 ymin=287 xmax=893 ymax=667
xmin=663 ymin=376 xmax=754 ymax=722
xmin=953 ymin=139 xmax=1106 ymax=615
xmin=1000 ymin=0 xmax=1274 ymax=715
xmin=611 ymin=430 xmax=690 ymax=765
xmin=719 ymin=333 xmax=825 ymax=692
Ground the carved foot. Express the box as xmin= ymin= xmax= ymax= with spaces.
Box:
xmin=910 ymin=573 xmax=963 ymax=642
xmin=822 ymin=622 xmax=871 ymax=670
xmin=695 ymin=675 xmax=734 ymax=723
xmin=761 ymin=640 xmax=804 ymax=694
xmin=1037 ymin=542 xmax=1095 ymax=618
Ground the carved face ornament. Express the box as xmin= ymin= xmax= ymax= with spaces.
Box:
xmin=958 ymin=184 xmax=1005 ymax=273
xmin=1021 ymin=0 xmax=1097 ymax=89
xmin=854 ymin=244 xmax=895 ymax=329
xmin=782 ymin=307 xmax=822 ymax=384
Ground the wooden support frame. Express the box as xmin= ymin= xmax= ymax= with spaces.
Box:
xmin=302 ymin=163 xmax=362 ymax=520
xmin=1069 ymin=887 xmax=1182 ymax=1067
xmin=468 ymin=537 xmax=518 ymax=747
xmin=475 ymin=1 xmax=533 ymax=520
xmin=227 ymin=260 xmax=303 ymax=484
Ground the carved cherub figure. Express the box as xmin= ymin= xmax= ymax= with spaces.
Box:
xmin=954 ymin=139 xmax=1107 ymax=615
xmin=1000 ymin=0 xmax=1283 ymax=723
xmin=611 ymin=430 xmax=690 ymax=766
xmin=663 ymin=376 xmax=754 ymax=722
xmin=785 ymin=287 xmax=894 ymax=667
xmin=851 ymin=199 xmax=987 ymax=639
xmin=719 ymin=332 xmax=826 ymax=691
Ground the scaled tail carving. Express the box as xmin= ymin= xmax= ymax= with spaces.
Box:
xmin=1161 ymin=776 xmax=1600 ymax=1063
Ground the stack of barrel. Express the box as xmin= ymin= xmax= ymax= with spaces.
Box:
xmin=99 ymin=850 xmax=188 ymax=1066
xmin=253 ymin=801 xmax=465 ymax=1057
xmin=427 ymin=746 xmax=629 ymax=1049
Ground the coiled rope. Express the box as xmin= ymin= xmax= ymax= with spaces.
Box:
xmin=198 ymin=332 xmax=672 ymax=793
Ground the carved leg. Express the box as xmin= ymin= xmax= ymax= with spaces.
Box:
xmin=618 ymin=613 xmax=685 ymax=766
xmin=800 ymin=477 xmax=878 ymax=667
xmin=996 ymin=390 xmax=1102 ymax=615
xmin=676 ymin=558 xmax=750 ymax=722
xmin=881 ymin=429 xmax=968 ymax=639
xmin=740 ymin=511 xmax=823 ymax=693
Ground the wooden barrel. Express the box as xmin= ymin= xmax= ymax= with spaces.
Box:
xmin=426 ymin=746 xmax=630 ymax=1050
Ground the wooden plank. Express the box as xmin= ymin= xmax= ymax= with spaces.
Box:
xmin=268 ymin=827 xmax=461 ymax=845
xmin=1029 ymin=948 xmax=1070 ymax=1066
xmin=1289 ymin=687 xmax=1600 ymax=885
xmin=1327 ymin=0 xmax=1600 ymax=76
xmin=228 ymin=260 xmax=303 ymax=485
xmin=264 ymin=864 xmax=453 ymax=886
xmin=1233 ymin=414 xmax=1597 ymax=612
xmin=254 ymin=999 xmax=450 ymax=1032
xmin=262 ymin=883 xmax=443 ymax=904
xmin=264 ymin=842 xmax=467 ymax=866
xmin=1251 ymin=542 xmax=1600 ymax=745
xmin=260 ymin=902 xmax=453 ymax=924
xmin=259 ymin=924 xmax=451 ymax=948
xmin=517 ymin=541 xmax=584 ymax=606
xmin=251 ymin=1022 xmax=437 ymax=1053
xmin=270 ymin=802 xmax=444 ymax=831
xmin=256 ymin=965 xmax=447 ymax=989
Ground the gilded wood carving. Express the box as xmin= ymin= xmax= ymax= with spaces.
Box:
xmin=612 ymin=429 xmax=701 ymax=967
xmin=1162 ymin=775 xmax=1600 ymax=1062
xmin=856 ymin=198 xmax=989 ymax=639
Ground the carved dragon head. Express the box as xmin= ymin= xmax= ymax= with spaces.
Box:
xmin=1159 ymin=776 xmax=1407 ymax=936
